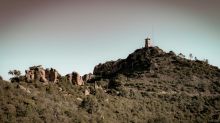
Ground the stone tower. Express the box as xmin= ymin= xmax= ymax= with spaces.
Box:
xmin=145 ymin=37 xmax=151 ymax=48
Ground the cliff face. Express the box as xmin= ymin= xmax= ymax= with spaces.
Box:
xmin=0 ymin=46 xmax=220 ymax=123
xmin=93 ymin=47 xmax=164 ymax=76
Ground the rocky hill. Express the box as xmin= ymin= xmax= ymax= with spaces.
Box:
xmin=0 ymin=46 xmax=220 ymax=123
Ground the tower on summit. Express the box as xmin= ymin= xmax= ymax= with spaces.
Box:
xmin=145 ymin=37 xmax=152 ymax=48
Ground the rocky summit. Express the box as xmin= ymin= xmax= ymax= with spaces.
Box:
xmin=0 ymin=44 xmax=220 ymax=123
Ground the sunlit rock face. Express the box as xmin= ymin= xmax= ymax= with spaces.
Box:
xmin=25 ymin=65 xmax=60 ymax=83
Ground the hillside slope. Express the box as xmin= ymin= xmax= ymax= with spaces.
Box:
xmin=0 ymin=46 xmax=220 ymax=123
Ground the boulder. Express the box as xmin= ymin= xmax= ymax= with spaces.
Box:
xmin=18 ymin=85 xmax=31 ymax=94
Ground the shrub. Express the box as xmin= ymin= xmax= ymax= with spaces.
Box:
xmin=117 ymin=87 xmax=129 ymax=97
xmin=8 ymin=70 xmax=23 ymax=83
xmin=80 ymin=96 xmax=100 ymax=114
xmin=10 ymin=77 xmax=20 ymax=83
xmin=108 ymin=74 xmax=127 ymax=89
xmin=94 ymin=88 xmax=107 ymax=101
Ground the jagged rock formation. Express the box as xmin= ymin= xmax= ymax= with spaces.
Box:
xmin=0 ymin=75 xmax=2 ymax=80
xmin=65 ymin=72 xmax=84 ymax=85
xmin=25 ymin=65 xmax=60 ymax=83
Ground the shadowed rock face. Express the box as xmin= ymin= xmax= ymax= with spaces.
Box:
xmin=25 ymin=65 xmax=60 ymax=83
xmin=93 ymin=47 xmax=165 ymax=77
xmin=25 ymin=70 xmax=35 ymax=82
xmin=65 ymin=72 xmax=84 ymax=85
xmin=72 ymin=72 xmax=84 ymax=85
xmin=0 ymin=75 xmax=3 ymax=80
xmin=46 ymin=68 xmax=60 ymax=83
xmin=45 ymin=69 xmax=50 ymax=81
xmin=82 ymin=73 xmax=94 ymax=82
xmin=66 ymin=73 xmax=72 ymax=84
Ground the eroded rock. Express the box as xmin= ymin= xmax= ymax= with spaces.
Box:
xmin=72 ymin=72 xmax=84 ymax=85
xmin=82 ymin=73 xmax=94 ymax=82
xmin=65 ymin=72 xmax=84 ymax=85
xmin=25 ymin=65 xmax=60 ymax=83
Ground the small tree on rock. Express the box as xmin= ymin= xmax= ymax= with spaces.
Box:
xmin=8 ymin=70 xmax=14 ymax=76
xmin=8 ymin=70 xmax=21 ymax=82
xmin=8 ymin=70 xmax=21 ymax=77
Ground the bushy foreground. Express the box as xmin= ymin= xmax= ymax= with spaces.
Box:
xmin=0 ymin=72 xmax=220 ymax=123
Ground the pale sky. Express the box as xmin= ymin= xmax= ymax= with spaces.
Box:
xmin=0 ymin=0 xmax=220 ymax=80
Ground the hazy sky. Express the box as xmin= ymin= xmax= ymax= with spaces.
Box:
xmin=0 ymin=0 xmax=220 ymax=80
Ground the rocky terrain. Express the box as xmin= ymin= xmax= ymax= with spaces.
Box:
xmin=0 ymin=46 xmax=220 ymax=123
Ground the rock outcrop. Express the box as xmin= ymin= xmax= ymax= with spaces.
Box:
xmin=93 ymin=46 xmax=165 ymax=77
xmin=82 ymin=73 xmax=94 ymax=82
xmin=0 ymin=75 xmax=3 ymax=80
xmin=66 ymin=73 xmax=72 ymax=84
xmin=25 ymin=69 xmax=35 ymax=82
xmin=25 ymin=65 xmax=60 ymax=83
xmin=45 ymin=68 xmax=60 ymax=83
xmin=65 ymin=72 xmax=84 ymax=85
xmin=72 ymin=72 xmax=84 ymax=85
